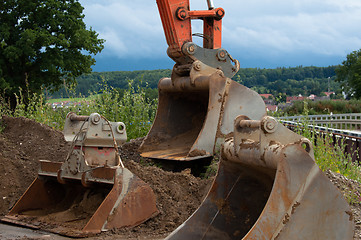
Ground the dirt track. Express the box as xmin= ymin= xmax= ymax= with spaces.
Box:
xmin=0 ymin=115 xmax=361 ymax=239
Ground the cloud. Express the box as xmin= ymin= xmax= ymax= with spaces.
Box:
xmin=80 ymin=0 xmax=166 ymax=59
xmin=79 ymin=0 xmax=361 ymax=69
xmin=222 ymin=0 xmax=361 ymax=56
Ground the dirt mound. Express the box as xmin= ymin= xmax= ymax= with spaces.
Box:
xmin=121 ymin=160 xmax=211 ymax=236
xmin=0 ymin=116 xmax=212 ymax=239
xmin=0 ymin=116 xmax=70 ymax=216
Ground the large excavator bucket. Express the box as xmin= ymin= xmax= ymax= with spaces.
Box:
xmin=139 ymin=61 xmax=263 ymax=160
xmin=165 ymin=113 xmax=355 ymax=239
xmin=139 ymin=0 xmax=247 ymax=161
xmin=2 ymin=113 xmax=158 ymax=237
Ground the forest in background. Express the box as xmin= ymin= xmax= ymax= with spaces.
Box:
xmin=50 ymin=66 xmax=340 ymax=99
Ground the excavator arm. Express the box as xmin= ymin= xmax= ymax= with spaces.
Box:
xmin=157 ymin=0 xmax=223 ymax=59
xmin=156 ymin=0 xmax=239 ymax=77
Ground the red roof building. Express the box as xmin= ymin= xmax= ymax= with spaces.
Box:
xmin=259 ymin=94 xmax=273 ymax=99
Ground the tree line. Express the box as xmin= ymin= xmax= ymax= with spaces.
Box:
xmin=51 ymin=66 xmax=340 ymax=99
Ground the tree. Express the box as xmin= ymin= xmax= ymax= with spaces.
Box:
xmin=0 ymin=0 xmax=104 ymax=108
xmin=335 ymin=50 xmax=361 ymax=99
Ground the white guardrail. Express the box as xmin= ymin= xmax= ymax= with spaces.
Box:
xmin=278 ymin=113 xmax=361 ymax=131
xmin=277 ymin=114 xmax=361 ymax=162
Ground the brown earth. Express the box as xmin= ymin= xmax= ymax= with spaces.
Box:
xmin=0 ymin=115 xmax=361 ymax=239
xmin=0 ymin=116 xmax=70 ymax=216
xmin=0 ymin=116 xmax=212 ymax=239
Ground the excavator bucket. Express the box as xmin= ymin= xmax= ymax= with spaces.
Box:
xmin=139 ymin=64 xmax=264 ymax=160
xmin=2 ymin=113 xmax=158 ymax=237
xmin=165 ymin=113 xmax=355 ymax=239
xmin=3 ymin=165 xmax=158 ymax=237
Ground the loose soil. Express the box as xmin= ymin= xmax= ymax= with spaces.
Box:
xmin=0 ymin=116 xmax=212 ymax=239
xmin=0 ymin=115 xmax=361 ymax=239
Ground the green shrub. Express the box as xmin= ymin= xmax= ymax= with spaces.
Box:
xmin=1 ymin=79 xmax=157 ymax=140
xmin=283 ymin=99 xmax=361 ymax=116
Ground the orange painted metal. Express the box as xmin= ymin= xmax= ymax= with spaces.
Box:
xmin=156 ymin=0 xmax=224 ymax=59
xmin=203 ymin=13 xmax=222 ymax=49
xmin=156 ymin=0 xmax=192 ymax=54
xmin=188 ymin=8 xmax=224 ymax=19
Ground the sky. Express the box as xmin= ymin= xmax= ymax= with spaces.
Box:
xmin=79 ymin=0 xmax=361 ymax=72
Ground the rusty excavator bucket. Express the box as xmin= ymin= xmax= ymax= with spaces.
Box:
xmin=139 ymin=63 xmax=264 ymax=160
xmin=165 ymin=108 xmax=354 ymax=239
xmin=2 ymin=113 xmax=158 ymax=237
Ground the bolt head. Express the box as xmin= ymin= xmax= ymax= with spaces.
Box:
xmin=188 ymin=45 xmax=195 ymax=53
xmin=261 ymin=116 xmax=278 ymax=133
xmin=266 ymin=121 xmax=275 ymax=130
xmin=176 ymin=8 xmax=188 ymax=20
xmin=179 ymin=10 xmax=186 ymax=19
xmin=194 ymin=62 xmax=202 ymax=71
xmin=217 ymin=50 xmax=227 ymax=61
xmin=90 ymin=113 xmax=101 ymax=124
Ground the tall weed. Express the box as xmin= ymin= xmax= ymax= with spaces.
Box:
xmin=294 ymin=101 xmax=361 ymax=183
xmin=0 ymin=94 xmax=11 ymax=117
xmin=314 ymin=134 xmax=361 ymax=182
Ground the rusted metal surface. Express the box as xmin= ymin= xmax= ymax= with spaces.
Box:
xmin=139 ymin=69 xmax=266 ymax=161
xmin=166 ymin=115 xmax=354 ymax=239
xmin=2 ymin=113 xmax=158 ymax=237
xmin=165 ymin=161 xmax=274 ymax=239
xmin=2 ymin=162 xmax=158 ymax=237
xmin=63 ymin=112 xmax=127 ymax=147
xmin=84 ymin=147 xmax=118 ymax=166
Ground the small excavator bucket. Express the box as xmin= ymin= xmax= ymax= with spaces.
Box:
xmin=2 ymin=113 xmax=158 ymax=237
xmin=139 ymin=64 xmax=265 ymax=161
xmin=3 ymin=165 xmax=158 ymax=237
xmin=165 ymin=114 xmax=354 ymax=239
